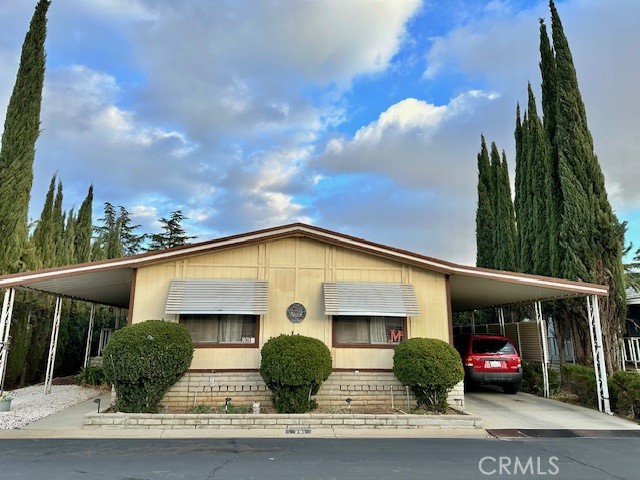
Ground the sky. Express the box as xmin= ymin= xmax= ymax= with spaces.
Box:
xmin=1 ymin=0 xmax=639 ymax=266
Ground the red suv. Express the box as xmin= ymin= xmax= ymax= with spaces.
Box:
xmin=454 ymin=334 xmax=523 ymax=394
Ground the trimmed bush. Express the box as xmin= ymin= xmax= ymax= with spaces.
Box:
xmin=103 ymin=320 xmax=193 ymax=413
xmin=521 ymin=362 xmax=560 ymax=396
xmin=609 ymin=371 xmax=640 ymax=421
xmin=393 ymin=337 xmax=464 ymax=412
xmin=561 ymin=364 xmax=597 ymax=408
xmin=260 ymin=334 xmax=332 ymax=413
xmin=75 ymin=365 xmax=106 ymax=386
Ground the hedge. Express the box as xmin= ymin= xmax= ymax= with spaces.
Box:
xmin=561 ymin=364 xmax=597 ymax=408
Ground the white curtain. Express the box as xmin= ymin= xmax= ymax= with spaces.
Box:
xmin=369 ymin=317 xmax=387 ymax=343
xmin=219 ymin=315 xmax=244 ymax=343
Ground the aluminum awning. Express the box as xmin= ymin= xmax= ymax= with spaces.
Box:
xmin=323 ymin=282 xmax=420 ymax=317
xmin=165 ymin=279 xmax=268 ymax=315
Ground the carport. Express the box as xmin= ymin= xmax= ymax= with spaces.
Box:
xmin=0 ymin=224 xmax=611 ymax=412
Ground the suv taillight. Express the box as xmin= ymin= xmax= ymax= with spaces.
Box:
xmin=465 ymin=356 xmax=474 ymax=367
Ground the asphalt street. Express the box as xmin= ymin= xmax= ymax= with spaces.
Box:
xmin=0 ymin=437 xmax=638 ymax=480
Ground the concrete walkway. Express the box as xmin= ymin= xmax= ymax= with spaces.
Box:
xmin=23 ymin=392 xmax=112 ymax=430
xmin=464 ymin=390 xmax=640 ymax=430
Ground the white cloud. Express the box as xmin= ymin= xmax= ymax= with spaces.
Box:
xmin=318 ymin=91 xmax=500 ymax=190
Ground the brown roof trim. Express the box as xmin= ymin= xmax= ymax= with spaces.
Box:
xmin=0 ymin=222 xmax=608 ymax=296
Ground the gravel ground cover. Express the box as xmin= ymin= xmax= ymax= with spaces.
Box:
xmin=0 ymin=384 xmax=102 ymax=429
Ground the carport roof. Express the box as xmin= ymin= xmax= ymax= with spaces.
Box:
xmin=0 ymin=223 xmax=607 ymax=310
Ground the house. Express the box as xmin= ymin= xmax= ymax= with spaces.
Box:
xmin=0 ymin=223 xmax=608 ymax=411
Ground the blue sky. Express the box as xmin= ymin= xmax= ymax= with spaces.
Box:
xmin=1 ymin=0 xmax=638 ymax=265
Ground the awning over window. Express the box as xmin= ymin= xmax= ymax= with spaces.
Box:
xmin=165 ymin=279 xmax=268 ymax=315
xmin=323 ymin=282 xmax=420 ymax=317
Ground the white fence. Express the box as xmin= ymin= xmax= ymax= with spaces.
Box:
xmin=622 ymin=337 xmax=640 ymax=370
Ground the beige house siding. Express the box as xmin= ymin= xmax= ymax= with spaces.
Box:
xmin=130 ymin=236 xmax=449 ymax=371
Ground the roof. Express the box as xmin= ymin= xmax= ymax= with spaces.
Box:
xmin=0 ymin=223 xmax=608 ymax=310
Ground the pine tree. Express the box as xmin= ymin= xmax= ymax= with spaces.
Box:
xmin=52 ymin=180 xmax=65 ymax=265
xmin=93 ymin=202 xmax=123 ymax=260
xmin=475 ymin=136 xmax=494 ymax=268
xmin=74 ymin=185 xmax=93 ymax=263
xmin=0 ymin=0 xmax=50 ymax=274
xmin=118 ymin=206 xmax=145 ymax=256
xmin=147 ymin=210 xmax=196 ymax=251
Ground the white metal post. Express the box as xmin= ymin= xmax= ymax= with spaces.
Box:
xmin=535 ymin=301 xmax=550 ymax=398
xmin=44 ymin=297 xmax=63 ymax=395
xmin=0 ymin=288 xmax=16 ymax=396
xmin=82 ymin=304 xmax=96 ymax=369
xmin=587 ymin=295 xmax=612 ymax=414
xmin=471 ymin=311 xmax=475 ymax=334
xmin=498 ymin=307 xmax=506 ymax=337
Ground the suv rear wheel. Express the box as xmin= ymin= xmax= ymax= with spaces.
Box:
xmin=503 ymin=383 xmax=520 ymax=395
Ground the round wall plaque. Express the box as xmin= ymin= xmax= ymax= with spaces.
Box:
xmin=286 ymin=303 xmax=307 ymax=323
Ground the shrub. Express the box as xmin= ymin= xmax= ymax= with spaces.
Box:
xmin=393 ymin=337 xmax=464 ymax=412
xmin=75 ymin=365 xmax=106 ymax=386
xmin=609 ymin=371 xmax=640 ymax=421
xmin=521 ymin=362 xmax=560 ymax=396
xmin=191 ymin=404 xmax=212 ymax=414
xmin=561 ymin=364 xmax=597 ymax=408
xmin=102 ymin=320 xmax=193 ymax=413
xmin=260 ymin=334 xmax=332 ymax=413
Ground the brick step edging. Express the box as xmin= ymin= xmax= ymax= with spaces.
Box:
xmin=84 ymin=412 xmax=482 ymax=430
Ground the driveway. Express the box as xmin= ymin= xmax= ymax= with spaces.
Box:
xmin=464 ymin=388 xmax=640 ymax=430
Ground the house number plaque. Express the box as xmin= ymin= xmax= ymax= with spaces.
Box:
xmin=286 ymin=303 xmax=306 ymax=323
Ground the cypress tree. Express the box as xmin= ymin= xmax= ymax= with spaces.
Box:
xmin=538 ymin=1 xmax=626 ymax=368
xmin=490 ymin=143 xmax=517 ymax=271
xmin=0 ymin=0 xmax=50 ymax=274
xmin=539 ymin=18 xmax=562 ymax=278
xmin=52 ymin=180 xmax=65 ymax=265
xmin=500 ymin=150 xmax=517 ymax=272
xmin=475 ymin=136 xmax=494 ymax=268
xmin=61 ymin=208 xmax=76 ymax=266
xmin=74 ymin=185 xmax=93 ymax=263
xmin=31 ymin=173 xmax=56 ymax=269
xmin=525 ymin=84 xmax=551 ymax=276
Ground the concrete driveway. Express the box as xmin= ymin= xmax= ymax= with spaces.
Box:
xmin=464 ymin=388 xmax=640 ymax=430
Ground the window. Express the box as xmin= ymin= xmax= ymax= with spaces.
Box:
xmin=180 ymin=314 xmax=258 ymax=346
xmin=472 ymin=338 xmax=516 ymax=355
xmin=333 ymin=316 xmax=405 ymax=346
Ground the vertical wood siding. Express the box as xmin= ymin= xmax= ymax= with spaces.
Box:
xmin=131 ymin=237 xmax=449 ymax=370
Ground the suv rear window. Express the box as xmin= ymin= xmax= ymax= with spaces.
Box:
xmin=472 ymin=338 xmax=516 ymax=355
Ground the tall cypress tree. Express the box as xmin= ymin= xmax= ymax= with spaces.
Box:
xmin=74 ymin=185 xmax=93 ymax=263
xmin=0 ymin=0 xmax=50 ymax=274
xmin=31 ymin=173 xmax=56 ymax=269
xmin=490 ymin=143 xmax=517 ymax=271
xmin=539 ymin=18 xmax=562 ymax=277
xmin=475 ymin=136 xmax=494 ymax=268
xmin=520 ymin=1 xmax=626 ymax=368
xmin=525 ymin=84 xmax=551 ymax=276
xmin=52 ymin=180 xmax=65 ymax=265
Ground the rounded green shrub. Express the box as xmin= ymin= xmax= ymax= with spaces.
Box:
xmin=102 ymin=320 xmax=193 ymax=413
xmin=521 ymin=361 xmax=560 ymax=396
xmin=609 ymin=371 xmax=640 ymax=420
xmin=393 ymin=337 xmax=464 ymax=412
xmin=561 ymin=364 xmax=597 ymax=408
xmin=260 ymin=334 xmax=332 ymax=413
